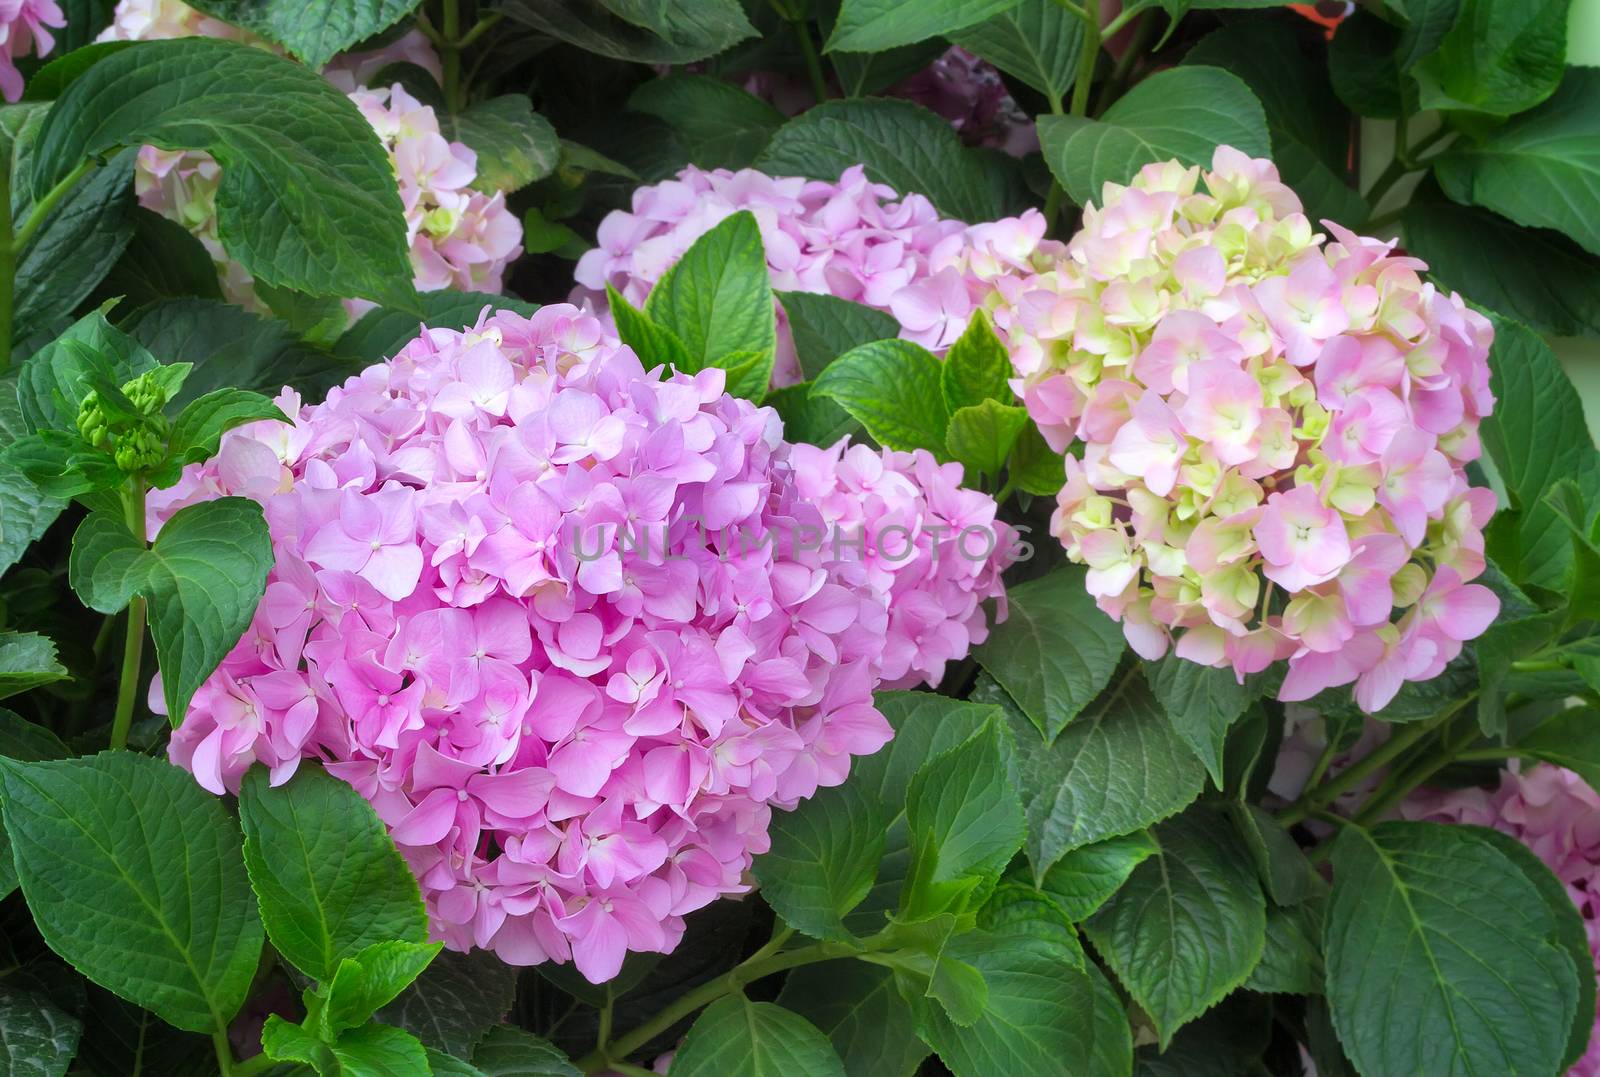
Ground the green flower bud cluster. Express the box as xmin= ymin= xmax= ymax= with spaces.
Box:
xmin=74 ymin=372 xmax=172 ymax=476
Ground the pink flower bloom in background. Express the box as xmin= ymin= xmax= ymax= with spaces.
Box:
xmin=0 ymin=0 xmax=64 ymax=101
xmin=100 ymin=0 xmax=521 ymax=312
xmin=884 ymin=46 xmax=1038 ymax=157
xmin=152 ymin=305 xmax=1013 ymax=981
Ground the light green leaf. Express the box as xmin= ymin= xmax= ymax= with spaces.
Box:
xmin=31 ymin=38 xmax=414 ymax=305
xmin=1403 ymin=198 xmax=1600 ymax=338
xmin=1435 ymin=68 xmax=1600 ymax=257
xmin=1325 ymin=821 xmax=1580 ymax=1077
xmin=777 ymin=963 xmax=928 ymax=1077
xmin=826 ymin=0 xmax=1022 ymax=52
xmin=971 ymin=564 xmax=1125 ymax=740
xmin=183 ymin=0 xmax=421 ymax=69
xmin=16 ymin=308 xmax=156 ymax=433
xmin=945 ymin=400 xmax=1027 ymax=481
xmin=68 ymin=497 xmax=273 ymax=722
xmin=1035 ymin=830 xmax=1158 ymax=922
xmin=757 ymin=98 xmax=1006 ymax=221
xmin=950 ymin=0 xmax=1082 ymax=105
xmin=0 ymin=751 xmax=263 ymax=1032
xmin=1039 ymin=66 xmax=1270 ymax=206
xmin=671 ymin=996 xmax=846 ymax=1077
xmin=378 ymin=949 xmax=520 ymax=1060
xmin=627 ymin=75 xmax=782 ymax=171
xmin=1414 ymin=0 xmax=1569 ymax=116
xmin=0 ymin=631 xmax=68 ymax=700
xmin=1006 ymin=423 xmax=1065 ymax=497
xmin=940 ymin=308 xmax=1012 ymax=414
xmin=1143 ymin=654 xmax=1254 ymax=786
xmin=444 ymin=95 xmax=559 ymax=192
xmin=330 ymin=1021 xmax=431 ymax=1075
xmin=320 ymin=940 xmax=442 ymax=1038
xmin=643 ymin=209 xmax=775 ymax=399
xmin=498 ymin=0 xmax=756 ymax=64
xmin=754 ymin=780 xmax=887 ymax=942
xmin=238 ymin=765 xmax=428 ymax=983
xmin=986 ymin=671 xmax=1206 ymax=880
xmin=1085 ymin=806 xmax=1266 ymax=1046
xmin=607 ymin=283 xmax=694 ymax=373
xmin=159 ymin=388 xmax=287 ymax=480
xmin=811 ymin=338 xmax=950 ymax=456
xmin=470 ymin=1026 xmax=579 ymax=1077
xmin=260 ymin=1015 xmax=334 ymax=1071
xmin=777 ymin=291 xmax=900 ymax=383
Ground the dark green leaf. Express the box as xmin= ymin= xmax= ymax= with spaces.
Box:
xmin=671 ymin=996 xmax=846 ymax=1077
xmin=1517 ymin=706 xmax=1600 ymax=797
xmin=162 ymin=388 xmax=286 ymax=476
xmin=971 ymin=564 xmax=1125 ymax=740
xmin=183 ymin=0 xmax=422 ymax=69
xmin=0 ymin=631 xmax=68 ymax=700
xmin=1327 ymin=10 xmax=1405 ymax=118
xmin=1039 ymin=67 xmax=1271 ymax=206
xmin=1085 ymin=806 xmax=1266 ymax=1045
xmin=471 ymin=1026 xmax=580 ymax=1077
xmin=89 ymin=207 xmax=224 ymax=309
xmin=0 ymin=751 xmax=263 ymax=1032
xmin=1143 ymin=655 xmax=1254 ymax=786
xmin=778 ymin=962 xmax=927 ymax=1077
xmin=776 ymin=291 xmax=899 ymax=383
xmin=1228 ymin=801 xmax=1316 ymax=907
xmin=767 ymin=382 xmax=859 ymax=447
xmin=0 ymin=708 xmax=70 ymax=761
xmin=1034 ymin=830 xmax=1158 ymax=922
xmin=0 ymin=980 xmax=82 ymax=1077
xmin=498 ymin=0 xmax=756 ymax=64
xmin=607 ymin=283 xmax=694 ymax=373
xmin=31 ymin=38 xmax=414 ymax=304
xmin=1006 ymin=423 xmax=1065 ymax=496
xmin=68 ymin=497 xmax=273 ymax=722
xmin=444 ymin=95 xmax=559 ymax=192
xmin=811 ymin=338 xmax=950 ymax=455
xmin=1413 ymin=0 xmax=1569 ymax=115
xmin=754 ymin=780 xmax=887 ymax=942
xmin=329 ymin=1021 xmax=430 ymax=1074
xmin=826 ymin=0 xmax=1023 ymax=53
xmin=1324 ymin=821 xmax=1580 ymax=1077
xmin=335 ymin=291 xmax=541 ymax=366
xmin=950 ymin=0 xmax=1082 ymax=106
xmin=627 ymin=75 xmax=782 ymax=171
xmin=238 ymin=765 xmax=428 ymax=983
xmin=1244 ymin=900 xmax=1323 ymax=996
xmin=378 ymin=949 xmax=520 ymax=1059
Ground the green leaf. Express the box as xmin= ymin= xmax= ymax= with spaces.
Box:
xmin=238 ymin=765 xmax=428 ymax=982
xmin=498 ymin=0 xmax=756 ymax=64
xmin=1548 ymin=478 xmax=1600 ymax=623
xmin=950 ymin=0 xmax=1082 ymax=105
xmin=1516 ymin=706 xmax=1600 ymax=797
xmin=470 ymin=1026 xmax=579 ymax=1077
xmin=0 ymin=458 xmax=62 ymax=577
xmin=378 ymin=949 xmax=520 ymax=1060
xmin=643 ymin=209 xmax=775 ymax=399
xmin=90 ymin=207 xmax=224 ymax=309
xmin=1403 ymin=198 xmax=1600 ymax=338
xmin=1143 ymin=655 xmax=1254 ymax=786
xmin=0 ymin=751 xmax=263 ymax=1032
xmin=1006 ymin=423 xmax=1065 ymax=497
xmin=68 ymin=497 xmax=273 ymax=722
xmin=0 ymin=980 xmax=82 ymax=1077
xmin=945 ymin=400 xmax=1027 ymax=481
xmin=940 ymin=308 xmax=1011 ymax=414
xmin=1471 ymin=823 xmax=1597 ymax=1071
xmin=1475 ymin=610 xmax=1562 ymax=735
xmin=767 ymin=382 xmax=859 ymax=447
xmin=671 ymin=996 xmax=846 ymax=1077
xmin=1184 ymin=21 xmax=1365 ymax=226
xmin=443 ymin=95 xmax=559 ymax=192
xmin=320 ymin=940 xmax=443 ymax=1038
xmin=0 ymin=631 xmax=68 ymax=700
xmin=260 ymin=1015 xmax=334 ymax=1071
xmin=776 ymin=291 xmax=900 ymax=383
xmin=1034 ymin=830 xmax=1158 ymax=922
xmin=0 ymin=708 xmax=71 ymax=761
xmin=626 ymin=75 xmax=783 ymax=171
xmin=902 ymin=719 xmax=1026 ymax=917
xmin=811 ymin=339 xmax=950 ymax=455
xmin=754 ymin=780 xmax=887 ymax=942
xmin=986 ymin=671 xmax=1206 ymax=880
xmin=757 ymin=98 xmax=1006 ymax=221
xmin=31 ymin=38 xmax=414 ymax=305
xmin=1327 ymin=10 xmax=1405 ymax=118
xmin=1413 ymin=0 xmax=1569 ymax=116
xmin=1480 ymin=315 xmax=1600 ymax=591
xmin=17 ymin=308 xmax=156 ymax=433
xmin=778 ymin=962 xmax=928 ymax=1077
xmin=1084 ymin=806 xmax=1266 ymax=1046
xmin=826 ymin=0 xmax=1022 ymax=52
xmin=1435 ymin=67 xmax=1600 ymax=258
xmin=330 ymin=1022 xmax=431 ymax=1075
xmin=183 ymin=0 xmax=420 ymax=69
xmin=971 ymin=564 xmax=1125 ymax=740
xmin=428 ymin=1050 xmax=489 ymax=1077
xmin=335 ymin=292 xmax=541 ymax=366
xmin=1039 ymin=67 xmax=1271 ymax=206
xmin=1228 ymin=802 xmax=1316 ymax=908
xmin=159 ymin=388 xmax=286 ymax=478
xmin=904 ymin=901 xmax=1132 ymax=1077
xmin=11 ymin=147 xmax=136 ymax=346
xmin=1244 ymin=900 xmax=1323 ymax=996
xmin=1324 ymin=821 xmax=1580 ymax=1077
xmin=255 ymin=281 xmax=348 ymax=346
xmin=607 ymin=283 xmax=694 ymax=373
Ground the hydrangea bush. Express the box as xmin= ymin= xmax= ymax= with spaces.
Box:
xmin=0 ymin=3 xmax=1598 ymax=1077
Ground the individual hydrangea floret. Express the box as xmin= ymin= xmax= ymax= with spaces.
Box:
xmin=0 ymin=0 xmax=65 ymax=101
xmin=937 ymin=146 xmax=1497 ymax=711
xmin=149 ymin=305 xmax=1014 ymax=982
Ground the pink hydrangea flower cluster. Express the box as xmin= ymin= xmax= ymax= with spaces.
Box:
xmin=574 ymin=165 xmax=993 ymax=386
xmin=101 ymin=0 xmax=522 ymax=309
xmin=961 ymin=147 xmax=1500 ymax=711
xmin=1403 ymin=765 xmax=1600 ymax=1075
xmin=148 ymin=305 xmax=1013 ymax=982
xmin=887 ymin=46 xmax=1038 ymax=157
xmin=0 ymin=0 xmax=64 ymax=101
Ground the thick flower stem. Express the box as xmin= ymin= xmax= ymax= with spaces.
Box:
xmin=212 ymin=1031 xmax=237 ymax=1077
xmin=577 ymin=940 xmax=860 ymax=1072
xmin=109 ymin=480 xmax=148 ymax=751
xmin=441 ymin=0 xmax=464 ymax=111
xmin=1070 ymin=0 xmax=1101 ymax=118
xmin=1353 ymin=709 xmax=1481 ymax=825
xmin=787 ymin=10 xmax=831 ymax=104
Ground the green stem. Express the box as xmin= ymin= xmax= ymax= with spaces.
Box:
xmin=1093 ymin=12 xmax=1151 ymax=115
xmin=1069 ymin=0 xmax=1101 ymax=118
xmin=109 ymin=479 xmax=147 ymax=751
xmin=994 ymin=477 xmax=1017 ymax=505
xmin=0 ymin=152 xmax=13 ymax=373
xmin=1511 ymin=657 xmax=1567 ymax=674
xmin=578 ymin=940 xmax=860 ymax=1070
xmin=1277 ymin=700 xmax=1468 ymax=826
xmin=1454 ymin=747 xmax=1516 ymax=764
xmin=1050 ymin=0 xmax=1089 ymax=19
xmin=231 ymin=1052 xmax=276 ymax=1077
xmin=1362 ymin=156 xmax=1411 ymax=217
xmin=1353 ymin=711 xmax=1481 ymax=825
xmin=441 ymin=0 xmax=463 ymax=111
xmin=789 ymin=13 xmax=831 ymax=103
xmin=13 ymin=157 xmax=94 ymax=253
xmin=455 ymin=9 xmax=503 ymax=49
xmin=212 ymin=1031 xmax=236 ymax=1077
